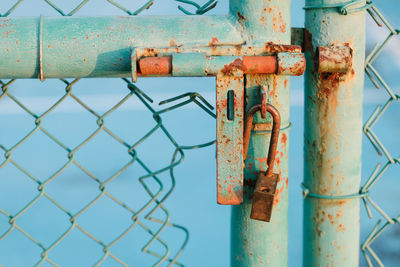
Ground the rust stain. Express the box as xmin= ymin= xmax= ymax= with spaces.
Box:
xmin=264 ymin=43 xmax=301 ymax=53
xmin=336 ymin=223 xmax=346 ymax=232
xmin=270 ymin=6 xmax=286 ymax=33
xmin=138 ymin=56 xmax=172 ymax=75
xmin=221 ymin=58 xmax=246 ymax=75
xmin=236 ymin=11 xmax=247 ymax=23
xmin=281 ymin=133 xmax=287 ymax=145
xmin=248 ymin=163 xmax=253 ymax=172
xmin=140 ymin=48 xmax=158 ymax=57
xmin=317 ymin=46 xmax=352 ymax=73
xmin=255 ymin=157 xmax=268 ymax=172
xmin=317 ymin=72 xmax=342 ymax=119
xmin=271 ymin=76 xmax=280 ymax=109
xmin=273 ymin=173 xmax=286 ymax=207
xmin=169 ymin=39 xmax=177 ymax=47
xmin=278 ymin=56 xmax=306 ymax=76
xmin=314 ymin=46 xmax=357 ymax=146
xmin=209 ymin=37 xmax=219 ymax=46
xmin=243 ymin=56 xmax=277 ymax=74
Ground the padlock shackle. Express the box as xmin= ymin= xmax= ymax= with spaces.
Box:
xmin=243 ymin=103 xmax=281 ymax=177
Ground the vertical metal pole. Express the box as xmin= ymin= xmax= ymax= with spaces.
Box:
xmin=230 ymin=0 xmax=291 ymax=266
xmin=304 ymin=1 xmax=366 ymax=266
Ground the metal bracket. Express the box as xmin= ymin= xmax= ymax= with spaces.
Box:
xmin=216 ymin=69 xmax=245 ymax=205
xmin=129 ymin=45 xmax=306 ymax=205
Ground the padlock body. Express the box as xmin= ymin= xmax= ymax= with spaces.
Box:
xmin=250 ymin=172 xmax=279 ymax=222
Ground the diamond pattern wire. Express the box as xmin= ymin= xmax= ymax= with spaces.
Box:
xmin=0 ymin=1 xmax=217 ymax=266
xmin=361 ymin=4 xmax=400 ymax=267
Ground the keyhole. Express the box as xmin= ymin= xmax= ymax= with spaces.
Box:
xmin=260 ymin=186 xmax=270 ymax=193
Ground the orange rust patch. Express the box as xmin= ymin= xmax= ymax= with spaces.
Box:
xmin=139 ymin=57 xmax=172 ymax=75
xmin=242 ymin=56 xmax=277 ymax=74
xmin=255 ymin=157 xmax=268 ymax=172
xmin=336 ymin=224 xmax=346 ymax=232
xmin=210 ymin=37 xmax=219 ymax=46
xmin=270 ymin=6 xmax=286 ymax=33
xmin=317 ymin=72 xmax=344 ymax=123
xmin=169 ymin=39 xmax=177 ymax=47
xmin=264 ymin=43 xmax=302 ymax=53
xmin=273 ymin=174 xmax=286 ymax=207
xmin=281 ymin=133 xmax=287 ymax=145
xmin=221 ymin=58 xmax=246 ymax=75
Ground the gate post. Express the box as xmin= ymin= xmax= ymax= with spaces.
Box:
xmin=230 ymin=0 xmax=291 ymax=266
xmin=304 ymin=0 xmax=366 ymax=266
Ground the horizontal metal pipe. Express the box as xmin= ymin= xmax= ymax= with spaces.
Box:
xmin=139 ymin=57 xmax=173 ymax=76
xmin=242 ymin=56 xmax=277 ymax=74
xmin=0 ymin=16 xmax=244 ymax=79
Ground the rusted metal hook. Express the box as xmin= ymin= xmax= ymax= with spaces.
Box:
xmin=243 ymin=103 xmax=281 ymax=177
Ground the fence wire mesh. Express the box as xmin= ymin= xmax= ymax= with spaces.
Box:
xmin=361 ymin=3 xmax=400 ymax=267
xmin=2 ymin=0 xmax=399 ymax=266
xmin=0 ymin=1 xmax=217 ymax=266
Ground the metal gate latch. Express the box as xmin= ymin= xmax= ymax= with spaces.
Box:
xmin=243 ymin=103 xmax=281 ymax=222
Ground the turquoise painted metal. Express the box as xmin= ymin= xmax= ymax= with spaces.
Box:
xmin=216 ymin=70 xmax=245 ymax=205
xmin=0 ymin=1 xmax=302 ymax=265
xmin=304 ymin=0 xmax=366 ymax=266
xmin=230 ymin=0 xmax=291 ymax=266
xmin=172 ymin=53 xmax=207 ymax=77
xmin=0 ymin=15 xmax=243 ymax=79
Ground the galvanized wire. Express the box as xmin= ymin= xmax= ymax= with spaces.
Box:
xmin=303 ymin=0 xmax=373 ymax=15
xmin=361 ymin=3 xmax=400 ymax=266
xmin=175 ymin=0 xmax=218 ymax=15
xmin=0 ymin=1 xmax=217 ymax=266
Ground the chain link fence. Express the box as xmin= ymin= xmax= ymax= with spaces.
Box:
xmin=361 ymin=3 xmax=400 ymax=266
xmin=0 ymin=1 xmax=218 ymax=266
xmin=1 ymin=1 xmax=400 ymax=266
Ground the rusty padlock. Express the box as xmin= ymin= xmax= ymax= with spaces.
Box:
xmin=243 ymin=103 xmax=281 ymax=222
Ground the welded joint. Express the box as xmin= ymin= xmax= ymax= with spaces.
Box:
xmin=317 ymin=46 xmax=352 ymax=73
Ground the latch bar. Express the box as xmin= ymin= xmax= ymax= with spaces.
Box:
xmin=216 ymin=71 xmax=245 ymax=205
